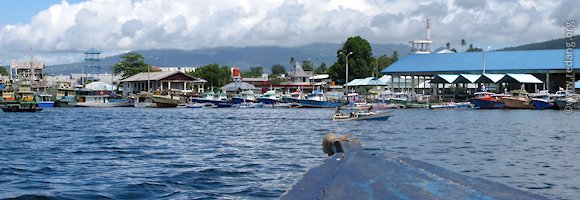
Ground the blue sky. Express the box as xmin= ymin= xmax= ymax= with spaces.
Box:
xmin=0 ymin=0 xmax=86 ymax=26
xmin=0 ymin=0 xmax=577 ymax=65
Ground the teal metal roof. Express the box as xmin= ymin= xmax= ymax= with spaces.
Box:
xmin=85 ymin=48 xmax=101 ymax=54
xmin=382 ymin=49 xmax=580 ymax=74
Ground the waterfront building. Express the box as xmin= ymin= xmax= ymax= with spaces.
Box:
xmin=120 ymin=71 xmax=206 ymax=97
xmin=382 ymin=49 xmax=580 ymax=98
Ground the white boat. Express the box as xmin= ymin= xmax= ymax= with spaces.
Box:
xmin=132 ymin=93 xmax=157 ymax=108
xmin=235 ymin=102 xmax=263 ymax=108
xmin=257 ymin=89 xmax=282 ymax=104
xmin=74 ymin=95 xmax=133 ymax=107
xmin=232 ymin=89 xmax=257 ymax=104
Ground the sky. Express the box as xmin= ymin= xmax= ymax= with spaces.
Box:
xmin=0 ymin=0 xmax=578 ymax=66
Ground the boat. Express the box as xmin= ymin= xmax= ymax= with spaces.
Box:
xmin=184 ymin=103 xmax=209 ymax=108
xmin=332 ymin=110 xmax=393 ymax=121
xmin=54 ymin=82 xmax=76 ymax=107
xmin=281 ymin=89 xmax=305 ymax=104
xmin=132 ymin=92 xmax=157 ymax=108
xmin=469 ymin=92 xmax=508 ymax=109
xmin=555 ymin=94 xmax=580 ymax=110
xmin=530 ymin=92 xmax=562 ymax=110
xmin=1 ymin=82 xmax=42 ymax=112
xmin=191 ymin=91 xmax=229 ymax=105
xmin=150 ymin=90 xmax=187 ymax=108
xmin=74 ymin=95 xmax=133 ymax=107
xmin=232 ymin=89 xmax=257 ymax=104
xmin=429 ymin=102 xmax=473 ymax=109
xmin=280 ymin=134 xmax=549 ymax=199
xmin=37 ymin=93 xmax=55 ymax=108
xmin=235 ymin=102 xmax=263 ymax=108
xmin=295 ymin=89 xmax=339 ymax=108
xmin=389 ymin=92 xmax=429 ymax=108
xmin=257 ymin=89 xmax=282 ymax=104
xmin=503 ymin=90 xmax=534 ymax=109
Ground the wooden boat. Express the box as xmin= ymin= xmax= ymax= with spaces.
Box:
xmin=54 ymin=81 xmax=76 ymax=107
xmin=503 ymin=90 xmax=533 ymax=109
xmin=332 ymin=110 xmax=393 ymax=121
xmin=389 ymin=92 xmax=429 ymax=108
xmin=280 ymin=134 xmax=549 ymax=199
xmin=131 ymin=92 xmax=157 ymax=108
xmin=1 ymin=82 xmax=42 ymax=112
xmin=151 ymin=94 xmax=185 ymax=108
xmin=469 ymin=92 xmax=508 ymax=109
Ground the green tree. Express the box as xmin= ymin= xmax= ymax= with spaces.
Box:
xmin=328 ymin=36 xmax=374 ymax=84
xmin=461 ymin=39 xmax=466 ymax=52
xmin=301 ymin=60 xmax=313 ymax=71
xmin=466 ymin=44 xmax=482 ymax=52
xmin=271 ymin=64 xmax=286 ymax=75
xmin=314 ymin=62 xmax=328 ymax=74
xmin=189 ymin=64 xmax=231 ymax=88
xmin=0 ymin=66 xmax=8 ymax=76
xmin=241 ymin=66 xmax=263 ymax=78
xmin=446 ymin=42 xmax=451 ymax=49
xmin=113 ymin=52 xmax=156 ymax=78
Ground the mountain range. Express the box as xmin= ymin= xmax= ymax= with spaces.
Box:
xmin=45 ymin=43 xmax=411 ymax=74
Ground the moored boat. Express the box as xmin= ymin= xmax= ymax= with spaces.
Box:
xmin=1 ymin=82 xmax=42 ymax=112
xmin=555 ymin=94 xmax=580 ymax=110
xmin=37 ymin=93 xmax=55 ymax=108
xmin=295 ymin=89 xmax=339 ymax=108
xmin=257 ymin=89 xmax=282 ymax=104
xmin=503 ymin=90 xmax=533 ymax=109
xmin=429 ymin=102 xmax=473 ymax=110
xmin=74 ymin=95 xmax=133 ymax=107
xmin=389 ymin=92 xmax=429 ymax=108
xmin=232 ymin=89 xmax=257 ymax=104
xmin=469 ymin=92 xmax=508 ymax=109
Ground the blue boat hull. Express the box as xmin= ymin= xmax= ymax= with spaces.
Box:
xmin=257 ymin=98 xmax=281 ymax=104
xmin=470 ymin=99 xmax=505 ymax=109
xmin=232 ymin=97 xmax=257 ymax=104
xmin=297 ymin=99 xmax=339 ymax=108
xmin=531 ymin=100 xmax=556 ymax=110
xmin=38 ymin=101 xmax=55 ymax=108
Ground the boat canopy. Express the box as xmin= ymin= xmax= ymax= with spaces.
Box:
xmin=85 ymin=81 xmax=117 ymax=91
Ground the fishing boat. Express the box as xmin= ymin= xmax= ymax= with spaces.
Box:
xmin=232 ymin=89 xmax=257 ymax=104
xmin=281 ymin=89 xmax=305 ymax=104
xmin=295 ymin=89 xmax=339 ymax=108
xmin=257 ymin=89 xmax=282 ymax=104
xmin=503 ymin=90 xmax=533 ymax=109
xmin=429 ymin=102 xmax=473 ymax=110
xmin=469 ymin=92 xmax=509 ymax=109
xmin=54 ymin=82 xmax=76 ymax=107
xmin=191 ymin=91 xmax=229 ymax=105
xmin=37 ymin=93 xmax=55 ymax=108
xmin=389 ymin=92 xmax=429 ymax=108
xmin=74 ymin=95 xmax=133 ymax=107
xmin=1 ymin=83 xmax=42 ymax=112
xmin=132 ymin=92 xmax=157 ymax=108
xmin=555 ymin=94 xmax=580 ymax=110
xmin=150 ymin=90 xmax=187 ymax=108
xmin=530 ymin=92 xmax=562 ymax=110
xmin=332 ymin=110 xmax=393 ymax=121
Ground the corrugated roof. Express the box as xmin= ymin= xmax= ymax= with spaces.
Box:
xmin=430 ymin=74 xmax=458 ymax=83
xmin=382 ymin=49 xmax=580 ymax=74
xmin=346 ymin=77 xmax=388 ymax=86
xmin=121 ymin=71 xmax=194 ymax=82
xmin=475 ymin=74 xmax=506 ymax=83
xmin=499 ymin=74 xmax=543 ymax=84
xmin=221 ymin=81 xmax=256 ymax=92
xmin=455 ymin=74 xmax=481 ymax=83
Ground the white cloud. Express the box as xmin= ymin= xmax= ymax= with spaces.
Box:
xmin=0 ymin=0 xmax=570 ymax=65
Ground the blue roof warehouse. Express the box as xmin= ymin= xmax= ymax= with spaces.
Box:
xmin=381 ymin=49 xmax=580 ymax=96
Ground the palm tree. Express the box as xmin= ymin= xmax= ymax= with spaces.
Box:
xmin=461 ymin=39 xmax=466 ymax=52
xmin=446 ymin=42 xmax=451 ymax=50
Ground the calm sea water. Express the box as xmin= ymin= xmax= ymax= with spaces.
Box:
xmin=0 ymin=108 xmax=579 ymax=200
